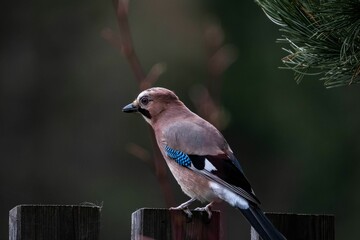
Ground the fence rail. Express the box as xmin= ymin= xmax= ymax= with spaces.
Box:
xmin=9 ymin=205 xmax=101 ymax=240
xmin=9 ymin=205 xmax=334 ymax=240
xmin=132 ymin=208 xmax=221 ymax=240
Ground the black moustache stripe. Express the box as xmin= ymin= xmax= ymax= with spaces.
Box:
xmin=138 ymin=107 xmax=152 ymax=119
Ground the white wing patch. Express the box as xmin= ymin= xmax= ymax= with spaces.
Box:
xmin=209 ymin=182 xmax=249 ymax=209
xmin=204 ymin=158 xmax=217 ymax=172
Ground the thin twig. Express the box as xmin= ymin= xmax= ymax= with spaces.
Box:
xmin=200 ymin=20 xmax=237 ymax=240
xmin=114 ymin=0 xmax=146 ymax=84
xmin=190 ymin=22 xmax=236 ymax=130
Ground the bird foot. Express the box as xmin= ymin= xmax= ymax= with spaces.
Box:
xmin=169 ymin=198 xmax=196 ymax=218
xmin=170 ymin=206 xmax=193 ymax=218
xmin=195 ymin=203 xmax=213 ymax=219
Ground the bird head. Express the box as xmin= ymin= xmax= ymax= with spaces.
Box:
xmin=122 ymin=87 xmax=181 ymax=124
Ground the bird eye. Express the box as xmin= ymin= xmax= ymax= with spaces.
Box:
xmin=140 ymin=96 xmax=150 ymax=105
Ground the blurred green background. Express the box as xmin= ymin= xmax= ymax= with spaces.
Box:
xmin=1 ymin=0 xmax=360 ymax=239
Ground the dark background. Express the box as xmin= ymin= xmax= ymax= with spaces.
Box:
xmin=1 ymin=0 xmax=360 ymax=239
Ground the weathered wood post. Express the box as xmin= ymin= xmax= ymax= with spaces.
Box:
xmin=131 ymin=208 xmax=222 ymax=240
xmin=9 ymin=204 xmax=101 ymax=240
xmin=251 ymin=213 xmax=335 ymax=240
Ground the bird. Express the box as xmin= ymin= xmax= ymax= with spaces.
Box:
xmin=123 ymin=87 xmax=286 ymax=240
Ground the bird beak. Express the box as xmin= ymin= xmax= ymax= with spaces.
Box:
xmin=122 ymin=101 xmax=139 ymax=113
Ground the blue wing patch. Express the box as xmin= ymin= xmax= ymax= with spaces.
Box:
xmin=165 ymin=146 xmax=191 ymax=167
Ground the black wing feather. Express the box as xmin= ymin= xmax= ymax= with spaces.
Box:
xmin=188 ymin=154 xmax=260 ymax=205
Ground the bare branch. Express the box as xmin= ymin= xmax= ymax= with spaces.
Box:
xmin=190 ymin=21 xmax=236 ymax=130
xmin=113 ymin=0 xmax=146 ymax=84
xmin=103 ymin=0 xmax=175 ymax=207
xmin=140 ymin=63 xmax=167 ymax=90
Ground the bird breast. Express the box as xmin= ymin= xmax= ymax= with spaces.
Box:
xmin=165 ymin=158 xmax=219 ymax=203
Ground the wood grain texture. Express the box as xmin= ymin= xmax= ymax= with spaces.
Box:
xmin=131 ymin=208 xmax=222 ymax=240
xmin=251 ymin=213 xmax=335 ymax=240
xmin=9 ymin=204 xmax=101 ymax=240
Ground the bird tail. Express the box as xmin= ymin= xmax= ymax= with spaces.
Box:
xmin=238 ymin=205 xmax=286 ymax=240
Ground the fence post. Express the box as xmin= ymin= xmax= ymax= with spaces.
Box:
xmin=250 ymin=213 xmax=335 ymax=240
xmin=9 ymin=204 xmax=101 ymax=240
xmin=131 ymin=208 xmax=222 ymax=240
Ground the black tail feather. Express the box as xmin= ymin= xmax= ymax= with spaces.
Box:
xmin=239 ymin=206 xmax=286 ymax=240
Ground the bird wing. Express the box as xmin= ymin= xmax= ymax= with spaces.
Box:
xmin=192 ymin=154 xmax=260 ymax=205
xmin=162 ymin=119 xmax=228 ymax=156
xmin=162 ymin=118 xmax=260 ymax=205
xmin=164 ymin=145 xmax=260 ymax=205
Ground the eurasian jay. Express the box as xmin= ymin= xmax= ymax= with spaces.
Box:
xmin=123 ymin=87 xmax=286 ymax=240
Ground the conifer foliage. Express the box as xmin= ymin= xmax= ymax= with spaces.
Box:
xmin=255 ymin=0 xmax=360 ymax=88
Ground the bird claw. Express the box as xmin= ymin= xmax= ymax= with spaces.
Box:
xmin=183 ymin=208 xmax=193 ymax=218
xmin=195 ymin=203 xmax=212 ymax=219
xmin=169 ymin=198 xmax=196 ymax=218
xmin=170 ymin=206 xmax=193 ymax=218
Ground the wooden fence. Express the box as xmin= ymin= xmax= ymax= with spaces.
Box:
xmin=9 ymin=205 xmax=101 ymax=240
xmin=9 ymin=205 xmax=334 ymax=240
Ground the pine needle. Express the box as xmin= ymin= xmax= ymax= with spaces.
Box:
xmin=255 ymin=0 xmax=360 ymax=88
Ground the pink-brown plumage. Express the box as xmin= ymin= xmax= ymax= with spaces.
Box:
xmin=123 ymin=87 xmax=286 ymax=240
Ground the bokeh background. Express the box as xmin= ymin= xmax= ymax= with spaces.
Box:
xmin=1 ymin=0 xmax=360 ymax=239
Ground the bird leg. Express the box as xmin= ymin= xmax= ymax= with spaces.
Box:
xmin=170 ymin=198 xmax=196 ymax=218
xmin=195 ymin=201 xmax=214 ymax=219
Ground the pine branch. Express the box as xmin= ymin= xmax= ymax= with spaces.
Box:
xmin=255 ymin=0 xmax=360 ymax=88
